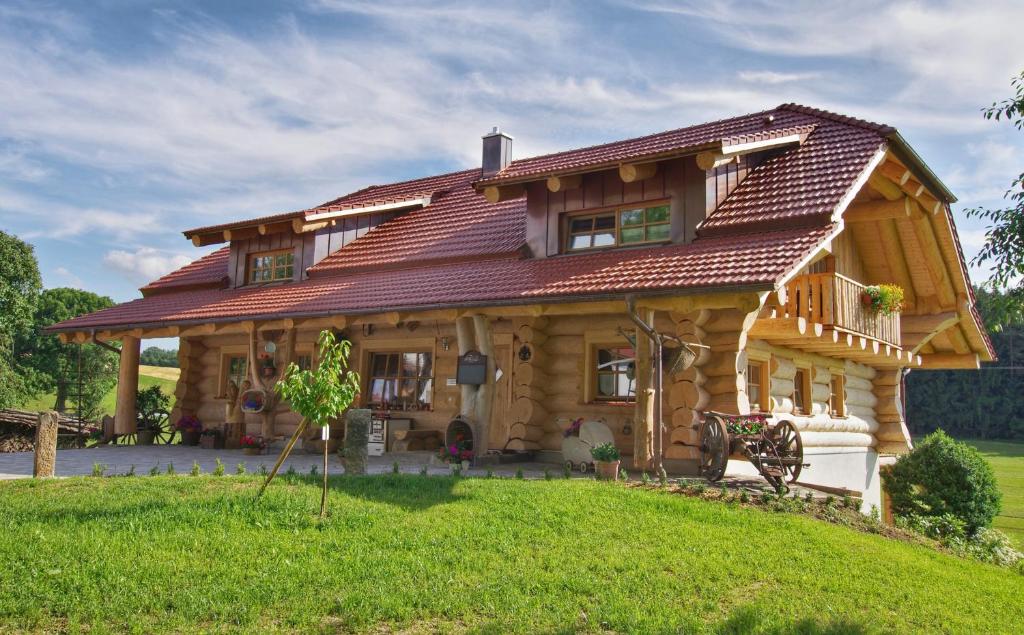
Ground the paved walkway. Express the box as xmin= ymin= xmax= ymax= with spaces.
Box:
xmin=0 ymin=445 xmax=813 ymax=499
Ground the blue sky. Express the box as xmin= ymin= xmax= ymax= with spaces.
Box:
xmin=2 ymin=0 xmax=1023 ymax=312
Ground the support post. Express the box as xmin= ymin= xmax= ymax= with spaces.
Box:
xmin=114 ymin=334 xmax=140 ymax=435
xmin=33 ymin=411 xmax=58 ymax=478
xmin=473 ymin=315 xmax=496 ymax=460
xmin=455 ymin=317 xmax=477 ymax=418
xmin=628 ymin=304 xmax=656 ymax=472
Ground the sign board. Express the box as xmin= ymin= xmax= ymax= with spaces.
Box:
xmin=456 ymin=350 xmax=488 ymax=385
xmin=368 ymin=417 xmax=387 ymax=456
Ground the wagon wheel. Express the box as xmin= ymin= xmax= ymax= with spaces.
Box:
xmin=698 ymin=414 xmax=729 ymax=482
xmin=747 ymin=435 xmax=785 ymax=493
xmin=154 ymin=410 xmax=176 ymax=445
xmin=772 ymin=420 xmax=803 ymax=484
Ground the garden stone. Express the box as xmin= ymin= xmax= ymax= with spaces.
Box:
xmin=33 ymin=411 xmax=58 ymax=478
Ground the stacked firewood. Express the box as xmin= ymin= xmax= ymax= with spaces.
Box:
xmin=0 ymin=409 xmax=85 ymax=453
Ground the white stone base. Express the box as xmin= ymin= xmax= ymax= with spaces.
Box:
xmin=725 ymin=446 xmax=881 ymax=513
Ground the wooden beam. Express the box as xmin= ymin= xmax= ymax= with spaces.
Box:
xmin=901 ymin=312 xmax=959 ymax=334
xmin=191 ymin=233 xmax=225 ymax=247
xmin=874 ymin=219 xmax=918 ymax=312
xmin=695 ymin=152 xmax=735 ymax=171
xmin=919 ymin=353 xmax=980 ymax=369
xmin=918 ymin=192 xmax=942 ymax=215
xmin=114 ymin=335 xmax=140 ymax=435
xmin=901 ymin=178 xmax=926 ymax=199
xmin=224 ymin=226 xmax=260 ymax=241
xmin=907 ymin=202 xmax=957 ymax=309
xmin=482 ymin=184 xmax=525 ymax=204
xmin=845 ymin=198 xmax=912 ymax=223
xmin=878 ymin=161 xmax=911 ymax=185
xmin=292 ymin=218 xmax=329 ymax=234
xmin=259 ymin=221 xmax=293 ymax=236
xmin=546 ymin=174 xmax=581 ymax=193
xmin=868 ymin=174 xmax=903 ymax=201
xmin=618 ymin=161 xmax=659 ymax=183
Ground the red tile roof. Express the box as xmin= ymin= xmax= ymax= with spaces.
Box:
xmin=477 ymin=109 xmax=825 ymax=185
xmin=698 ymin=113 xmax=887 ymax=236
xmin=308 ymin=169 xmax=525 ymax=275
xmin=51 ymin=226 xmax=832 ymax=332
xmin=139 ymin=247 xmax=230 ymax=296
xmin=183 ymin=210 xmax=304 ymax=237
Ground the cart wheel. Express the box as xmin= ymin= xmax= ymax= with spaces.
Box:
xmin=773 ymin=420 xmax=803 ymax=484
xmin=565 ymin=461 xmax=574 ymax=473
xmin=698 ymin=414 xmax=729 ymax=482
xmin=153 ymin=410 xmax=175 ymax=445
xmin=579 ymin=462 xmax=589 ymax=474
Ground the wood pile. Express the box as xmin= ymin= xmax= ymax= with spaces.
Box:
xmin=0 ymin=409 xmax=84 ymax=453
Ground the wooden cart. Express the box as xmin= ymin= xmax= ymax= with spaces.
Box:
xmin=695 ymin=412 xmax=806 ymax=492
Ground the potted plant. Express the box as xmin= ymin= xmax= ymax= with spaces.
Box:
xmin=591 ymin=442 xmax=621 ymax=481
xmin=860 ymin=284 xmax=904 ymax=316
xmin=200 ymin=428 xmax=223 ymax=450
xmin=175 ymin=415 xmax=203 ymax=446
xmin=438 ymin=444 xmax=473 ymax=473
xmin=135 ymin=385 xmax=170 ymax=446
xmin=240 ymin=434 xmax=266 ymax=456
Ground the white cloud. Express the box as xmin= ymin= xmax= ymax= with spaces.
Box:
xmin=737 ymin=70 xmax=820 ymax=85
xmin=102 ymin=248 xmax=193 ymax=284
xmin=53 ymin=266 xmax=84 ymax=289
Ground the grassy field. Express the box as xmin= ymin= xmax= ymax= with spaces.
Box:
xmin=965 ymin=439 xmax=1024 ymax=547
xmin=17 ymin=365 xmax=179 ymax=416
xmin=0 ymin=476 xmax=1021 ymax=633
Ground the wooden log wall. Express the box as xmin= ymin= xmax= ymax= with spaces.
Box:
xmin=506 ymin=317 xmax=549 ymax=451
xmin=873 ymin=369 xmax=911 ymax=454
xmin=168 ymin=337 xmax=206 ymax=426
xmin=666 ymin=309 xmax=709 ymax=461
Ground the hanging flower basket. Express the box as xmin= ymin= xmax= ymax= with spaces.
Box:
xmin=860 ymin=284 xmax=904 ymax=316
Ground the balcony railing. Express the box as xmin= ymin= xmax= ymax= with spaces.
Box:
xmin=783 ymin=273 xmax=901 ymax=348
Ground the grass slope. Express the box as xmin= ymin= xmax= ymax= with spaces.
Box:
xmin=966 ymin=439 xmax=1024 ymax=547
xmin=17 ymin=366 xmax=178 ymax=416
xmin=0 ymin=476 xmax=1021 ymax=634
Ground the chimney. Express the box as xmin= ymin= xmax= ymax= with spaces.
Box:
xmin=481 ymin=126 xmax=513 ymax=177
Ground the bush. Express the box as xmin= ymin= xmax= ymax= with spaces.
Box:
xmin=884 ymin=430 xmax=1001 ymax=535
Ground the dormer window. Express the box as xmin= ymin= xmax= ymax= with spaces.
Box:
xmin=564 ymin=203 xmax=670 ymax=252
xmin=249 ymin=249 xmax=294 ymax=284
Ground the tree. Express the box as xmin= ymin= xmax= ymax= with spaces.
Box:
xmin=263 ymin=331 xmax=361 ymax=517
xmin=16 ymin=287 xmax=117 ymax=419
xmin=966 ymin=70 xmax=1024 ymax=329
xmin=0 ymin=230 xmax=42 ymax=409
xmin=140 ymin=346 xmax=179 ymax=368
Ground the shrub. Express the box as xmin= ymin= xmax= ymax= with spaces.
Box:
xmin=590 ymin=443 xmax=620 ymax=462
xmin=883 ymin=430 xmax=1001 ymax=535
xmin=213 ymin=458 xmax=225 ymax=477
xmin=236 ymin=462 xmax=246 ymax=475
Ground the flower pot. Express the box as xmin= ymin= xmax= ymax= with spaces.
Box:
xmin=243 ymin=447 xmax=262 ymax=456
xmin=595 ymin=460 xmax=620 ymax=481
xmin=200 ymin=435 xmax=223 ymax=450
xmin=449 ymin=463 xmax=461 ymax=474
xmin=136 ymin=429 xmax=157 ymax=446
xmin=180 ymin=429 xmax=201 ymax=446
xmin=460 ymin=460 xmax=470 ymax=471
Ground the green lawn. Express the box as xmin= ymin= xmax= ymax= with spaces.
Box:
xmin=965 ymin=439 xmax=1024 ymax=547
xmin=17 ymin=366 xmax=178 ymax=416
xmin=0 ymin=477 xmax=1021 ymax=633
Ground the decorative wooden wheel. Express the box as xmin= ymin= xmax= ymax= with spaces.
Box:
xmin=698 ymin=414 xmax=729 ymax=482
xmin=771 ymin=420 xmax=803 ymax=484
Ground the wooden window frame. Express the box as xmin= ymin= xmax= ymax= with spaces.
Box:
xmin=792 ymin=366 xmax=812 ymax=415
xmin=360 ymin=337 xmax=437 ymax=412
xmin=582 ymin=330 xmax=637 ymax=405
xmin=562 ymin=199 xmax=671 ymax=253
xmin=218 ymin=346 xmax=250 ymax=398
xmin=829 ymin=373 xmax=847 ymax=418
xmin=746 ymin=356 xmax=771 ymax=413
xmin=247 ymin=248 xmax=296 ymax=285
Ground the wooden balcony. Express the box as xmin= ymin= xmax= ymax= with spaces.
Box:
xmin=751 ymin=273 xmax=920 ymax=368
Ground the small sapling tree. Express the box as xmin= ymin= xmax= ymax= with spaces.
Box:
xmin=262 ymin=330 xmax=360 ymax=517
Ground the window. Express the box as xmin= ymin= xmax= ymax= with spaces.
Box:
xmin=747 ymin=360 xmax=769 ymax=412
xmin=296 ymin=353 xmax=313 ymax=372
xmin=366 ymin=351 xmax=433 ymax=411
xmin=565 ymin=204 xmax=671 ymax=252
xmin=220 ymin=354 xmax=248 ymax=396
xmin=829 ymin=374 xmax=846 ymax=417
xmin=594 ymin=346 xmax=636 ymax=402
xmin=793 ymin=368 xmax=810 ymax=415
xmin=248 ymin=249 xmax=294 ymax=284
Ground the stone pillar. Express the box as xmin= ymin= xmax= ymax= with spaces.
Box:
xmin=342 ymin=408 xmax=371 ymax=475
xmin=33 ymin=411 xmax=58 ymax=477
xmin=114 ymin=335 xmax=140 ymax=435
